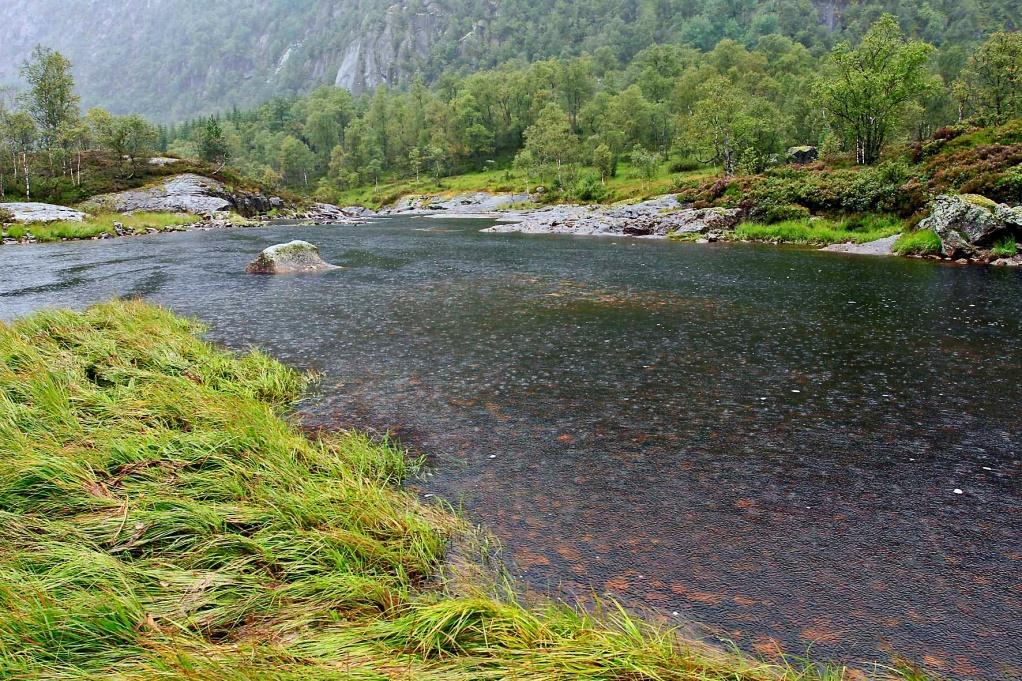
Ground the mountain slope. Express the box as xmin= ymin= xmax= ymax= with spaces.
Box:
xmin=0 ymin=0 xmax=1016 ymax=120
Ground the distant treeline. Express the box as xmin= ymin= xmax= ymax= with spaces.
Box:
xmin=161 ymin=18 xmax=1021 ymax=200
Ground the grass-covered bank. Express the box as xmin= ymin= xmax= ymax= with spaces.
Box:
xmin=0 ymin=301 xmax=933 ymax=680
xmin=1 ymin=212 xmax=199 ymax=243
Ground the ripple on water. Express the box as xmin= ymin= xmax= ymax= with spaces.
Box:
xmin=0 ymin=219 xmax=1020 ymax=679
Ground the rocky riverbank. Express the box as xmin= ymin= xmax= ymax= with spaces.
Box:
xmin=0 ymin=173 xmax=370 ymax=246
xmin=381 ymin=190 xmax=1022 ymax=267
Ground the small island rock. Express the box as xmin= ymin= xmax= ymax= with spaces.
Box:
xmin=246 ymin=241 xmax=340 ymax=274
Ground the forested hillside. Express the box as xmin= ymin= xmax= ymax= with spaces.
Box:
xmin=0 ymin=0 xmax=1017 ymax=120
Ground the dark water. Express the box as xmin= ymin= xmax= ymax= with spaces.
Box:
xmin=1 ymin=218 xmax=1020 ymax=679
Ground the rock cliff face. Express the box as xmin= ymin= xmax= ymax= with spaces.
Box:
xmin=0 ymin=0 xmax=982 ymax=120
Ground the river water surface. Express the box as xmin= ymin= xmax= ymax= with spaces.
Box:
xmin=1 ymin=217 xmax=1020 ymax=679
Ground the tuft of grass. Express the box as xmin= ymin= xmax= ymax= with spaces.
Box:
xmin=893 ymin=229 xmax=943 ymax=256
xmin=2 ymin=212 xmax=197 ymax=242
xmin=990 ymin=235 xmax=1018 ymax=258
xmin=0 ymin=301 xmax=935 ymax=680
xmin=734 ymin=215 xmax=905 ymax=246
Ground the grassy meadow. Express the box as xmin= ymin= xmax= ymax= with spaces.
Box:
xmin=0 ymin=301 xmax=935 ymax=680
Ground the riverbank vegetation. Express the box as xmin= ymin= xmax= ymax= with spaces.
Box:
xmin=153 ymin=18 xmax=1021 ymax=215
xmin=0 ymin=300 xmax=935 ymax=680
xmin=1 ymin=211 xmax=196 ymax=242
xmin=729 ymin=216 xmax=906 ymax=246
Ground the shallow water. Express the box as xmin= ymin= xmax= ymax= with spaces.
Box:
xmin=1 ymin=218 xmax=1020 ymax=679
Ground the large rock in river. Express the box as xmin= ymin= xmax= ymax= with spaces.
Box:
xmin=246 ymin=241 xmax=340 ymax=274
xmin=90 ymin=173 xmax=285 ymax=217
xmin=920 ymin=194 xmax=1022 ymax=258
xmin=0 ymin=202 xmax=86 ymax=223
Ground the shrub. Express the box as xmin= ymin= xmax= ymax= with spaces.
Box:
xmin=762 ymin=203 xmax=811 ymax=223
xmin=669 ymin=157 xmax=703 ymax=173
xmin=0 ymin=207 xmax=13 ymax=224
xmin=571 ymin=171 xmax=608 ymax=202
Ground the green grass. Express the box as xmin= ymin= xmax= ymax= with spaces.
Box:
xmin=893 ymin=229 xmax=944 ymax=256
xmin=990 ymin=235 xmax=1019 ymax=258
xmin=328 ymin=161 xmax=717 ymax=209
xmin=0 ymin=301 xmax=936 ymax=680
xmin=3 ymin=212 xmax=197 ymax=242
xmin=733 ymin=215 xmax=905 ymax=246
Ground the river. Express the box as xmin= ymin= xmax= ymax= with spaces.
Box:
xmin=1 ymin=217 xmax=1019 ymax=679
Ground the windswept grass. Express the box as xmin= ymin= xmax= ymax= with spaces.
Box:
xmin=0 ymin=301 xmax=933 ymax=680
xmin=893 ymin=229 xmax=944 ymax=256
xmin=3 ymin=212 xmax=197 ymax=242
xmin=734 ymin=215 xmax=905 ymax=246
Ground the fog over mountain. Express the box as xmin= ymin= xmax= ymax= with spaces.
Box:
xmin=0 ymin=0 xmax=1016 ymax=120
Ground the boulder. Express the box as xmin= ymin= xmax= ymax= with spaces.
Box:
xmin=787 ymin=146 xmax=819 ymax=164
xmin=920 ymin=194 xmax=1022 ymax=258
xmin=90 ymin=173 xmax=286 ymax=217
xmin=245 ymin=241 xmax=340 ymax=274
xmin=0 ymin=202 xmax=86 ymax=223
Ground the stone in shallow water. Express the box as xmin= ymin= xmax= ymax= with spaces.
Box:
xmin=245 ymin=240 xmax=340 ymax=274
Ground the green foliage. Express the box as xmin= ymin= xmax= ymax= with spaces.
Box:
xmin=955 ymin=32 xmax=1022 ymax=125
xmin=198 ymin=115 xmax=229 ymax=166
xmin=991 ymin=235 xmax=1019 ymax=257
xmin=570 ymin=170 xmax=607 ymax=202
xmin=815 ymin=15 xmax=935 ymax=165
xmin=893 ymin=228 xmax=943 ymax=255
xmin=18 ymin=46 xmax=79 ymax=148
xmin=735 ymin=215 xmax=905 ymax=245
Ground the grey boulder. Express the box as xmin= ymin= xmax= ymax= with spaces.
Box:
xmin=920 ymin=194 xmax=1022 ymax=258
xmin=0 ymin=202 xmax=86 ymax=223
xmin=246 ymin=241 xmax=340 ymax=274
xmin=787 ymin=146 xmax=819 ymax=164
xmin=91 ymin=173 xmax=285 ymax=217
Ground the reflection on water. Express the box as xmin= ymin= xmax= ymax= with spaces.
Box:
xmin=1 ymin=218 xmax=1020 ymax=679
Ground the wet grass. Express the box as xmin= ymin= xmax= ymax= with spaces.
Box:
xmin=0 ymin=301 xmax=935 ymax=680
xmin=733 ymin=216 xmax=905 ymax=246
xmin=892 ymin=229 xmax=943 ymax=256
xmin=3 ymin=212 xmax=197 ymax=242
xmin=990 ymin=236 xmax=1018 ymax=258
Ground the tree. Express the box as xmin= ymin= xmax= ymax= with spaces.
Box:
xmin=19 ymin=46 xmax=79 ymax=150
xmin=522 ymin=103 xmax=579 ymax=186
xmin=4 ymin=112 xmax=37 ymax=197
xmin=630 ymin=145 xmax=659 ymax=188
xmin=954 ymin=32 xmax=1022 ymax=124
xmin=815 ymin=15 xmax=935 ymax=165
xmin=683 ymin=78 xmax=784 ymax=177
xmin=408 ymin=146 xmax=424 ymax=182
xmin=278 ymin=135 xmax=315 ymax=188
xmin=592 ymin=143 xmax=615 ymax=183
xmin=199 ymin=115 xmax=230 ymax=169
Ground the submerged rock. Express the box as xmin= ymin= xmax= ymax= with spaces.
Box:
xmin=245 ymin=241 xmax=340 ymax=274
xmin=920 ymin=194 xmax=1022 ymax=258
xmin=0 ymin=202 xmax=86 ymax=223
